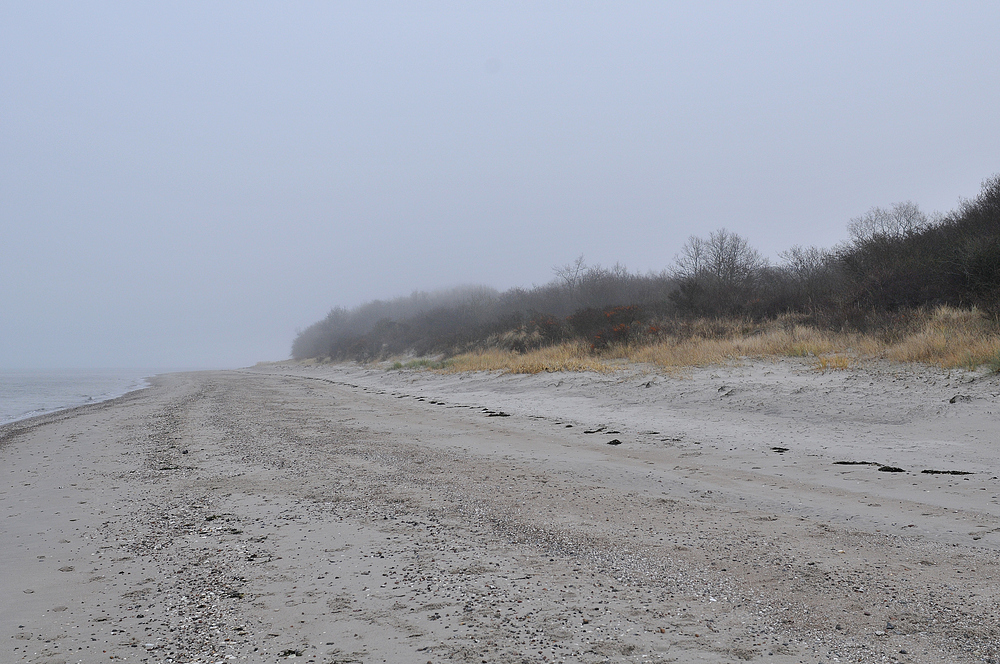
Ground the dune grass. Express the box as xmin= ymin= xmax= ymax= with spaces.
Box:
xmin=386 ymin=307 xmax=1000 ymax=375
xmin=447 ymin=321 xmax=874 ymax=374
xmin=391 ymin=358 xmax=451 ymax=370
xmin=445 ymin=342 xmax=616 ymax=374
xmin=612 ymin=323 xmax=879 ymax=370
xmin=883 ymin=307 xmax=1000 ymax=370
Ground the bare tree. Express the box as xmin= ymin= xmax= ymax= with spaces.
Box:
xmin=553 ymin=255 xmax=587 ymax=289
xmin=673 ymin=235 xmax=708 ymax=281
xmin=710 ymin=228 xmax=766 ymax=284
xmin=674 ymin=228 xmax=765 ymax=286
xmin=848 ymin=201 xmax=929 ymax=245
xmin=671 ymin=229 xmax=766 ymax=314
xmin=779 ymin=245 xmax=829 ymax=281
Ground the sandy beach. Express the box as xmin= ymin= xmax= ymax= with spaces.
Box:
xmin=2 ymin=360 xmax=999 ymax=664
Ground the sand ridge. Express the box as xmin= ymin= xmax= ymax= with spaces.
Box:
xmin=2 ymin=360 xmax=999 ymax=663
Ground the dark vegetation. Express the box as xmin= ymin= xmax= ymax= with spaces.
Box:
xmin=292 ymin=175 xmax=1000 ymax=362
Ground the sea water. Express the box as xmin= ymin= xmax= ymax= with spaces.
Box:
xmin=0 ymin=369 xmax=157 ymax=425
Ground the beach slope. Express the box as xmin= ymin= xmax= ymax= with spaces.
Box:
xmin=2 ymin=361 xmax=999 ymax=663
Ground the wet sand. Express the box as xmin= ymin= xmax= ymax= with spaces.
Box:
xmin=2 ymin=360 xmax=999 ymax=663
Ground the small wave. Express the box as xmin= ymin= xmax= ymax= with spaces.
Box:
xmin=0 ymin=369 xmax=158 ymax=426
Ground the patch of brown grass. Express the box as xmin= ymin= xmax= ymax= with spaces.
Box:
xmin=884 ymin=306 xmax=1000 ymax=370
xmin=422 ymin=307 xmax=1000 ymax=374
xmin=814 ymin=354 xmax=852 ymax=371
xmin=610 ymin=323 xmax=878 ymax=371
xmin=446 ymin=342 xmax=615 ymax=374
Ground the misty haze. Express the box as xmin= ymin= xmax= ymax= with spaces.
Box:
xmin=3 ymin=4 xmax=1000 ymax=663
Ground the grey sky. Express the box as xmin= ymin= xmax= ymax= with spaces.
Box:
xmin=3 ymin=2 xmax=998 ymax=368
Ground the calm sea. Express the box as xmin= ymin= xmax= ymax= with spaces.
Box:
xmin=0 ymin=369 xmax=158 ymax=425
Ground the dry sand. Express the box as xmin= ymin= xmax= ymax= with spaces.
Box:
xmin=2 ymin=359 xmax=999 ymax=664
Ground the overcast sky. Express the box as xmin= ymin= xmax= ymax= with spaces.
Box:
xmin=2 ymin=2 xmax=998 ymax=368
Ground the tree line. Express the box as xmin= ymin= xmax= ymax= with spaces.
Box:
xmin=292 ymin=175 xmax=1000 ymax=361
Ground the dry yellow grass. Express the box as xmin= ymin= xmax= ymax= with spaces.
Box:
xmin=416 ymin=307 xmax=1000 ymax=375
xmin=446 ymin=342 xmax=616 ymax=374
xmin=607 ymin=324 xmax=877 ymax=371
xmin=815 ymin=354 xmax=852 ymax=371
xmin=444 ymin=328 xmax=866 ymax=375
xmin=884 ymin=306 xmax=1000 ymax=370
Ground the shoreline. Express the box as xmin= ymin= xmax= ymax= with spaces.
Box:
xmin=0 ymin=369 xmax=161 ymax=428
xmin=3 ymin=362 xmax=999 ymax=663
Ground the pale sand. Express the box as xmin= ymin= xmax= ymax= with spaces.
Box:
xmin=2 ymin=359 xmax=999 ymax=664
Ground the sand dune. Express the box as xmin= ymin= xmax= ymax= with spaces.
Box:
xmin=2 ymin=359 xmax=999 ymax=663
